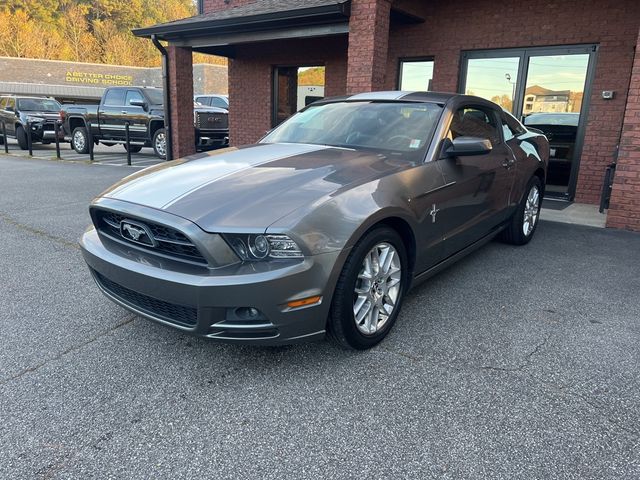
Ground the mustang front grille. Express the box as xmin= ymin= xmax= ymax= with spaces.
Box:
xmin=93 ymin=271 xmax=197 ymax=327
xmin=93 ymin=209 xmax=208 ymax=266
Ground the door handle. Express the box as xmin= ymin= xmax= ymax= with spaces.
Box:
xmin=121 ymin=111 xmax=128 ymax=114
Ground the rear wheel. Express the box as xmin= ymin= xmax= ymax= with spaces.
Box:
xmin=71 ymin=127 xmax=89 ymax=154
xmin=152 ymin=128 xmax=166 ymax=159
xmin=501 ymin=176 xmax=542 ymax=245
xmin=16 ymin=126 xmax=28 ymax=150
xmin=328 ymin=227 xmax=408 ymax=350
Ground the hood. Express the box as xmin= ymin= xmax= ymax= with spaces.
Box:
xmin=21 ymin=111 xmax=60 ymax=120
xmin=101 ymin=143 xmax=411 ymax=232
xmin=194 ymin=106 xmax=227 ymax=114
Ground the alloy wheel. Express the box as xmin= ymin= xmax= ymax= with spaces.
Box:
xmin=73 ymin=130 xmax=86 ymax=151
xmin=523 ymin=185 xmax=540 ymax=237
xmin=353 ymin=242 xmax=402 ymax=335
xmin=155 ymin=132 xmax=166 ymax=157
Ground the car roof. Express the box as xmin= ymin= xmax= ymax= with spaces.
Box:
xmin=312 ymin=91 xmax=496 ymax=108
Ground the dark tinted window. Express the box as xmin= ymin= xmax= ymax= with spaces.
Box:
xmin=195 ymin=96 xmax=210 ymax=106
xmin=103 ymin=89 xmax=126 ymax=106
xmin=501 ymin=110 xmax=526 ymax=140
xmin=145 ymin=89 xmax=164 ymax=105
xmin=448 ymin=106 xmax=500 ymax=145
xmin=125 ymin=90 xmax=145 ymax=106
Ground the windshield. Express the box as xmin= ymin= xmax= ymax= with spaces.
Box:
xmin=262 ymin=101 xmax=443 ymax=155
xmin=524 ymin=113 xmax=579 ymax=127
xmin=145 ymin=89 xmax=164 ymax=105
xmin=17 ymin=98 xmax=61 ymax=112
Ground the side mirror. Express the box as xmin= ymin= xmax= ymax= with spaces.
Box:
xmin=445 ymin=136 xmax=492 ymax=157
xmin=130 ymin=99 xmax=147 ymax=109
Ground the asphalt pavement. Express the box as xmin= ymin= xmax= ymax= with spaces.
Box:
xmin=1 ymin=154 xmax=639 ymax=479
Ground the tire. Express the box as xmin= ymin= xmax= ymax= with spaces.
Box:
xmin=123 ymin=144 xmax=143 ymax=153
xmin=71 ymin=127 xmax=89 ymax=154
xmin=328 ymin=227 xmax=409 ymax=350
xmin=152 ymin=128 xmax=166 ymax=159
xmin=501 ymin=176 xmax=543 ymax=245
xmin=0 ymin=135 xmax=4 ymax=145
xmin=16 ymin=126 xmax=28 ymax=150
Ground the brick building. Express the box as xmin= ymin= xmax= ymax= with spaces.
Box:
xmin=134 ymin=0 xmax=640 ymax=231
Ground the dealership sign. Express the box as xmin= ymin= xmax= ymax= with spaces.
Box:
xmin=65 ymin=71 xmax=133 ymax=86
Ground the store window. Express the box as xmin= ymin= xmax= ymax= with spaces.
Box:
xmin=272 ymin=66 xmax=325 ymax=127
xmin=398 ymin=59 xmax=434 ymax=91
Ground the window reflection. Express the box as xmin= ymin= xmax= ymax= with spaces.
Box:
xmin=399 ymin=59 xmax=434 ymax=91
xmin=464 ymin=57 xmax=520 ymax=113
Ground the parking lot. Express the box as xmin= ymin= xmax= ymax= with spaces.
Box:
xmin=1 ymin=137 xmax=163 ymax=168
xmin=1 ymin=154 xmax=639 ymax=479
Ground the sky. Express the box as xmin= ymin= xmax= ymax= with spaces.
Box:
xmin=464 ymin=54 xmax=589 ymax=104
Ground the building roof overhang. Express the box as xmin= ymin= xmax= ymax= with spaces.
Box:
xmin=133 ymin=0 xmax=423 ymax=56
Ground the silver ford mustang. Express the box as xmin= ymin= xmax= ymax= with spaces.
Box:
xmin=81 ymin=92 xmax=549 ymax=350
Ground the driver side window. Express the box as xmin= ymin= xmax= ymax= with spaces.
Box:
xmin=448 ymin=106 xmax=500 ymax=146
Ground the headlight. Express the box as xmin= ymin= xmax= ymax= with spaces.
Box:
xmin=27 ymin=116 xmax=44 ymax=124
xmin=222 ymin=233 xmax=303 ymax=261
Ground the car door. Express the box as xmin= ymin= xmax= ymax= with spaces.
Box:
xmin=436 ymin=104 xmax=516 ymax=258
xmin=123 ymin=90 xmax=149 ymax=141
xmin=99 ymin=89 xmax=127 ymax=139
xmin=3 ymin=98 xmax=17 ymax=136
xmin=0 ymin=98 xmax=7 ymax=135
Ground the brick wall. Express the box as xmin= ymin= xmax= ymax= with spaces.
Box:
xmin=346 ymin=0 xmax=391 ymax=93
xmin=606 ymin=28 xmax=640 ymax=231
xmin=386 ymin=0 xmax=640 ymax=206
xmin=168 ymin=46 xmax=196 ymax=158
xmin=228 ymin=37 xmax=348 ymax=146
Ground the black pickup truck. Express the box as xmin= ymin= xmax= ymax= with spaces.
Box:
xmin=61 ymin=87 xmax=228 ymax=158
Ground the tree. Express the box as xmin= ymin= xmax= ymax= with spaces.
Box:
xmin=0 ymin=0 xmax=228 ymax=67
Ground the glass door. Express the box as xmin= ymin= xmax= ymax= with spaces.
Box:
xmin=520 ymin=53 xmax=590 ymax=197
xmin=460 ymin=45 xmax=597 ymax=199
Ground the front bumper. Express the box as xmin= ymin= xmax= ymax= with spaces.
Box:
xmin=196 ymin=129 xmax=229 ymax=148
xmin=80 ymin=226 xmax=342 ymax=345
xmin=29 ymin=122 xmax=64 ymax=142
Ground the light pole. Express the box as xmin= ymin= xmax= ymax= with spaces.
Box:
xmin=505 ymin=73 xmax=516 ymax=112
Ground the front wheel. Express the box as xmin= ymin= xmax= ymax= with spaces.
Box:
xmin=501 ymin=176 xmax=542 ymax=245
xmin=328 ymin=227 xmax=408 ymax=350
xmin=152 ymin=128 xmax=166 ymax=159
xmin=71 ymin=127 xmax=89 ymax=154
xmin=16 ymin=126 xmax=28 ymax=150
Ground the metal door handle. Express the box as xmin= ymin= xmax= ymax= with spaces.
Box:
xmin=121 ymin=111 xmax=128 ymax=114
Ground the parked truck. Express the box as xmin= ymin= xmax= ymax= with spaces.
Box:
xmin=62 ymin=86 xmax=228 ymax=158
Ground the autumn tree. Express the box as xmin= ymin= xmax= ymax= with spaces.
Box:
xmin=0 ymin=0 xmax=227 ymax=67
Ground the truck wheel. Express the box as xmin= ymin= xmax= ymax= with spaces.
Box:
xmin=71 ymin=127 xmax=89 ymax=154
xmin=123 ymin=144 xmax=143 ymax=153
xmin=16 ymin=126 xmax=28 ymax=150
xmin=152 ymin=128 xmax=166 ymax=159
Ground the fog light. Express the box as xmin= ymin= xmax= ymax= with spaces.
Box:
xmin=235 ymin=307 xmax=261 ymax=319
